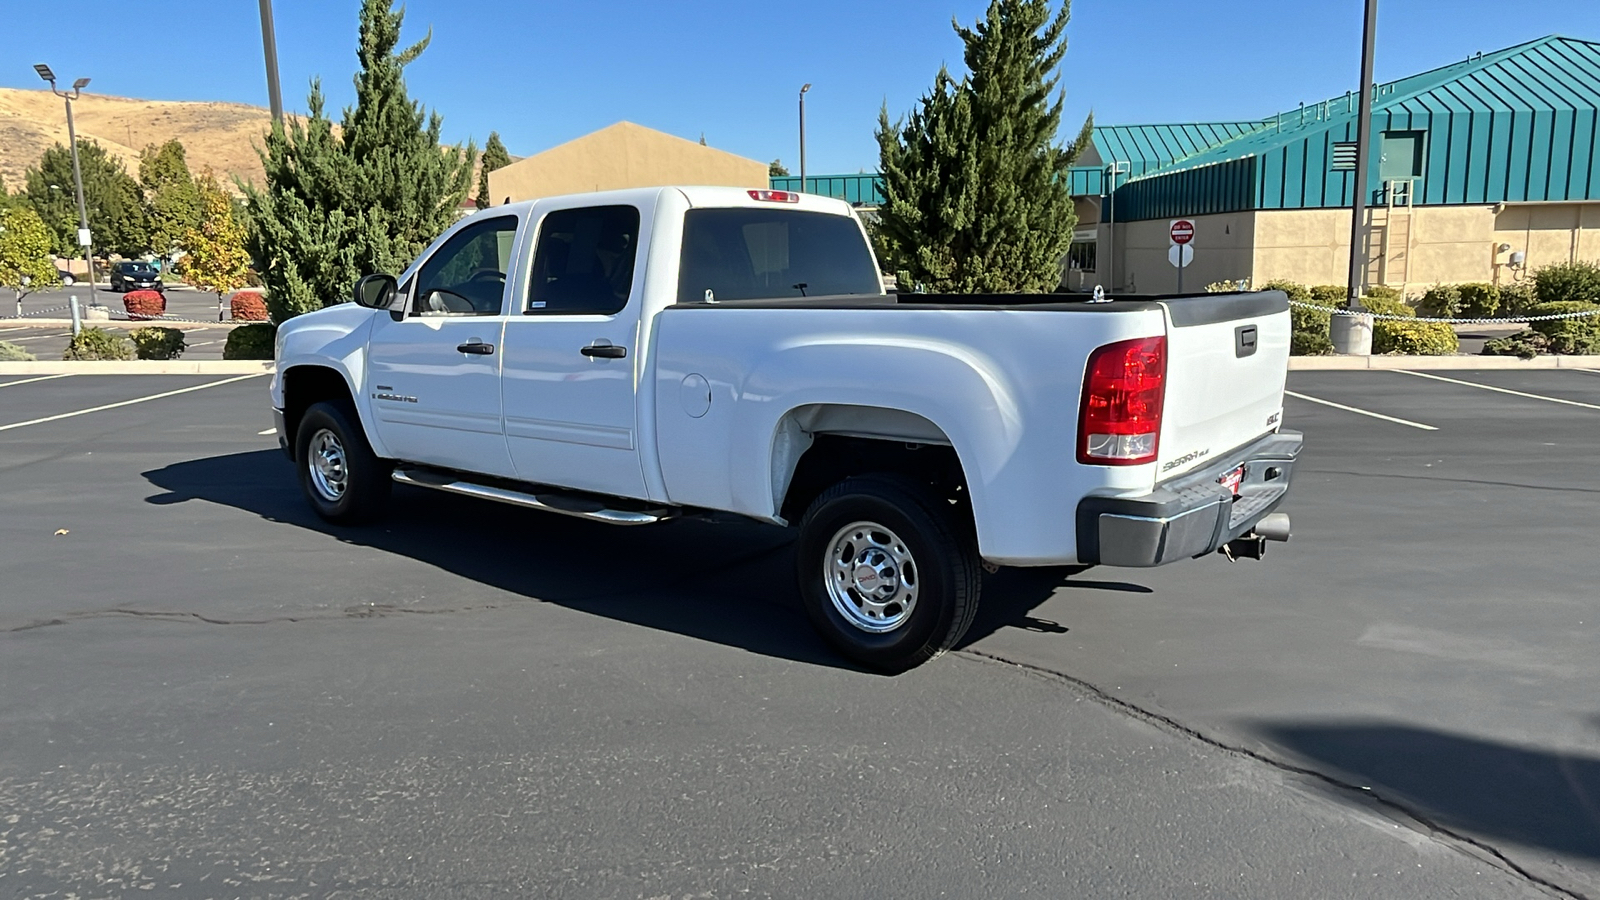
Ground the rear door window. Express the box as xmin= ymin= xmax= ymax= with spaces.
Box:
xmin=677 ymin=208 xmax=881 ymax=304
xmin=526 ymin=205 xmax=640 ymax=315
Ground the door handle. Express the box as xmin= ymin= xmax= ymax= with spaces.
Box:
xmin=456 ymin=341 xmax=495 ymax=355
xmin=580 ymin=343 xmax=627 ymax=359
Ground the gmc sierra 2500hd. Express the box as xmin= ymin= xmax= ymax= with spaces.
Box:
xmin=271 ymin=186 xmax=1300 ymax=671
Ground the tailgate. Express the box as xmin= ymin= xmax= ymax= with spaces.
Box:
xmin=1155 ymin=291 xmax=1290 ymax=480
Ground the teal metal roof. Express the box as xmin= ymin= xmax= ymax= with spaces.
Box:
xmin=1091 ymin=123 xmax=1268 ymax=178
xmin=1108 ymin=35 xmax=1600 ymax=219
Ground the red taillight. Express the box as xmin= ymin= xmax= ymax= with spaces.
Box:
xmin=748 ymin=189 xmax=801 ymax=203
xmin=1077 ymin=336 xmax=1166 ymax=466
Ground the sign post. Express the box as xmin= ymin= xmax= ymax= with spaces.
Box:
xmin=1169 ymin=219 xmax=1195 ymax=293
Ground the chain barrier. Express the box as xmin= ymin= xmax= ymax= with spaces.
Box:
xmin=0 ymin=304 xmax=72 ymax=321
xmin=1290 ymin=301 xmax=1600 ymax=326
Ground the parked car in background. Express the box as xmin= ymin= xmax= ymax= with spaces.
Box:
xmin=53 ymin=265 xmax=76 ymax=286
xmin=110 ymin=261 xmax=162 ymax=293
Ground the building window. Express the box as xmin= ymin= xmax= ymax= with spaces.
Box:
xmin=1068 ymin=240 xmax=1097 ymax=272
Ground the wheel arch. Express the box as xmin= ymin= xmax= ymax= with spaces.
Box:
xmin=280 ymin=364 xmax=364 ymax=461
xmin=773 ymin=404 xmax=973 ymax=528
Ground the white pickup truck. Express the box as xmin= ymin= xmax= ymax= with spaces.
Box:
xmin=271 ymin=186 xmax=1300 ymax=671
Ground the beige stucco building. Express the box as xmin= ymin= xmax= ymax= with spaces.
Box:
xmin=486 ymin=122 xmax=769 ymax=205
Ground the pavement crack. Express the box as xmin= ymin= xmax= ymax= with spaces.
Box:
xmin=1 ymin=603 xmax=509 ymax=633
xmin=957 ymin=647 xmax=1588 ymax=900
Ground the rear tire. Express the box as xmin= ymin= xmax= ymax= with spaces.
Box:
xmin=795 ymin=475 xmax=981 ymax=673
xmin=296 ymin=401 xmax=391 ymax=525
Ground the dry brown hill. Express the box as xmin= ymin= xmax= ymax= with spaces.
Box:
xmin=0 ymin=87 xmax=497 ymax=197
xmin=0 ymin=87 xmax=279 ymax=194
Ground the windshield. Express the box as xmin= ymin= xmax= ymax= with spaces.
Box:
xmin=677 ymin=208 xmax=881 ymax=304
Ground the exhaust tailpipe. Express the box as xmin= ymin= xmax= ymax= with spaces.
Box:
xmin=1254 ymin=513 xmax=1291 ymax=542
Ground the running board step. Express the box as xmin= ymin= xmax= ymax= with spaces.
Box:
xmin=392 ymin=468 xmax=669 ymax=526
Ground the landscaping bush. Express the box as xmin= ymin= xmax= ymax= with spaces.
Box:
xmin=1373 ymin=318 xmax=1459 ymax=355
xmin=1499 ymin=282 xmax=1537 ymax=316
xmin=1457 ymin=283 xmax=1500 ymax=319
xmin=1309 ymin=285 xmax=1347 ymax=307
xmin=1363 ymin=284 xmax=1404 ymax=304
xmin=62 ymin=327 xmax=135 ymax=361
xmin=230 ymin=290 xmax=269 ymax=321
xmin=0 ymin=340 xmax=37 ymax=361
xmin=1417 ymin=284 xmax=1462 ymax=318
xmin=1359 ymin=292 xmax=1414 ymax=317
xmin=122 ymin=289 xmax=166 ymax=319
xmin=1482 ymin=330 xmax=1549 ymax=360
xmin=129 ymin=326 xmax=187 ymax=360
xmin=1525 ymin=301 xmax=1600 ymax=354
xmin=223 ymin=323 xmax=277 ymax=360
xmin=1532 ymin=260 xmax=1600 ymax=305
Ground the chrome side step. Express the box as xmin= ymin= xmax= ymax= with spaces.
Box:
xmin=392 ymin=468 xmax=669 ymax=526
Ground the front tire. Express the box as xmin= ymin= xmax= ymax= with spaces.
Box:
xmin=795 ymin=475 xmax=981 ymax=673
xmin=295 ymin=401 xmax=392 ymax=525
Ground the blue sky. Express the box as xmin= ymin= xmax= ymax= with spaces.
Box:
xmin=8 ymin=1 xmax=1600 ymax=174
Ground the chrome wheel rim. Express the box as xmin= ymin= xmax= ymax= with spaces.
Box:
xmin=824 ymin=520 xmax=919 ymax=634
xmin=307 ymin=428 xmax=349 ymax=502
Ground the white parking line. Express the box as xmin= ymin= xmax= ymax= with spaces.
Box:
xmin=0 ymin=374 xmax=75 ymax=389
xmin=3 ymin=332 xmax=72 ymax=343
xmin=0 ymin=374 xmax=268 ymax=433
xmin=1284 ymin=390 xmax=1438 ymax=431
xmin=1393 ymin=370 xmax=1600 ymax=411
xmin=1569 ymin=368 xmax=1600 ymax=377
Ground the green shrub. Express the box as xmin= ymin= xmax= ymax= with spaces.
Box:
xmin=1359 ymin=292 xmax=1414 ymax=317
xmin=1309 ymin=285 xmax=1347 ymax=307
xmin=1499 ymin=282 xmax=1537 ymax=316
xmin=1532 ymin=260 xmax=1600 ymax=305
xmin=1291 ymin=331 xmax=1334 ymax=356
xmin=1259 ymin=279 xmax=1309 ymax=304
xmin=63 ymin=327 xmax=135 ymax=361
xmin=1417 ymin=284 xmax=1462 ymax=318
xmin=1457 ymin=283 xmax=1500 ymax=318
xmin=1363 ymin=284 xmax=1404 ymax=303
xmin=129 ymin=326 xmax=187 ymax=360
xmin=223 ymin=323 xmax=277 ymax=360
xmin=0 ymin=340 xmax=37 ymax=361
xmin=1526 ymin=301 xmax=1600 ymax=354
xmin=1373 ymin=318 xmax=1459 ymax=355
xmin=1482 ymin=330 xmax=1548 ymax=359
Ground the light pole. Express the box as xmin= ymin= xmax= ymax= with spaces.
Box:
xmin=258 ymin=0 xmax=284 ymax=125
xmin=798 ymin=83 xmax=812 ymax=192
xmin=1345 ymin=0 xmax=1378 ymax=313
xmin=34 ymin=64 xmax=96 ymax=307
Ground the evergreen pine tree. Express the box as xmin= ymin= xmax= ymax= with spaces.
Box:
xmin=244 ymin=0 xmax=475 ymax=323
xmin=876 ymin=0 xmax=1092 ymax=293
xmin=23 ymin=140 xmax=150 ymax=258
xmin=475 ymin=131 xmax=511 ymax=210
xmin=140 ymin=139 xmax=201 ymax=260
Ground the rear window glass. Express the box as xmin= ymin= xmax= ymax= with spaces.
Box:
xmin=677 ymin=208 xmax=880 ymax=304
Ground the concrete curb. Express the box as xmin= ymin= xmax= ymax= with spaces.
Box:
xmin=1 ymin=319 xmax=257 ymax=329
xmin=0 ymin=361 xmax=273 ymax=375
xmin=1291 ymin=354 xmax=1600 ymax=370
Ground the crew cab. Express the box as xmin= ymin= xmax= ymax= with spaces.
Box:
xmin=271 ymin=186 xmax=1301 ymax=671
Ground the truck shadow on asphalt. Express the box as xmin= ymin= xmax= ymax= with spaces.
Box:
xmin=143 ymin=450 xmax=1133 ymax=671
xmin=1258 ymin=721 xmax=1600 ymax=862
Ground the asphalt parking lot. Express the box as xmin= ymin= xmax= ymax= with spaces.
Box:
xmin=1 ymin=369 xmax=1597 ymax=898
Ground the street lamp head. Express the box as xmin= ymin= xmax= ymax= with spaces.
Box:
xmin=71 ymin=77 xmax=90 ymax=91
xmin=801 ymin=83 xmax=812 ymax=95
xmin=33 ymin=63 xmax=55 ymax=83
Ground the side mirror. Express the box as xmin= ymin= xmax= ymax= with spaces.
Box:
xmin=353 ymin=273 xmax=398 ymax=310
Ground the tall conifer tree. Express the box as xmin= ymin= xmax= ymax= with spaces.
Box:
xmin=245 ymin=0 xmax=475 ymax=323
xmin=876 ymin=0 xmax=1092 ymax=293
xmin=474 ymin=132 xmax=510 ymax=210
